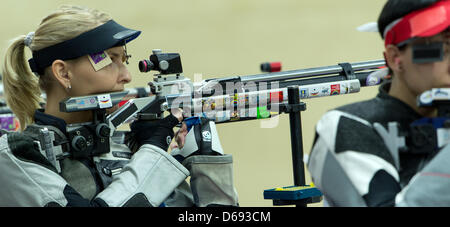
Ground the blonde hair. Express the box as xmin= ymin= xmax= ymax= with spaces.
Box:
xmin=2 ymin=5 xmax=111 ymax=130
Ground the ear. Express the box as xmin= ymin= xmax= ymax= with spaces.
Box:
xmin=384 ymin=44 xmax=404 ymax=73
xmin=51 ymin=60 xmax=72 ymax=89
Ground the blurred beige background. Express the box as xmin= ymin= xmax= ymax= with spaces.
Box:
xmin=1 ymin=0 xmax=386 ymax=206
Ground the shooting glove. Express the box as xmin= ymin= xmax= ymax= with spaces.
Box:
xmin=130 ymin=114 xmax=179 ymax=151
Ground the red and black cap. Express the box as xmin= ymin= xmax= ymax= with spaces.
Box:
xmin=379 ymin=0 xmax=450 ymax=47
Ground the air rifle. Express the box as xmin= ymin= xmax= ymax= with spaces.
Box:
xmin=57 ymin=49 xmax=387 ymax=206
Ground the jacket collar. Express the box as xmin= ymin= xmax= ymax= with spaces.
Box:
xmin=33 ymin=109 xmax=67 ymax=134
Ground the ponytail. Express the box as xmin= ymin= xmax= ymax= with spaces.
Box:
xmin=2 ymin=36 xmax=42 ymax=131
xmin=2 ymin=5 xmax=112 ymax=131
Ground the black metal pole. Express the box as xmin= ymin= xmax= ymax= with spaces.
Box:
xmin=287 ymin=86 xmax=306 ymax=186
xmin=287 ymin=85 xmax=307 ymax=207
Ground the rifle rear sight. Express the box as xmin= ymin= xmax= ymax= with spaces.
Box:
xmin=138 ymin=49 xmax=183 ymax=75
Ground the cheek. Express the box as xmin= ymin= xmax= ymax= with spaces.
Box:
xmin=72 ymin=63 xmax=121 ymax=95
xmin=100 ymin=63 xmax=120 ymax=83
xmin=424 ymin=62 xmax=450 ymax=87
xmin=405 ymin=63 xmax=450 ymax=94
xmin=402 ymin=65 xmax=432 ymax=95
xmin=91 ymin=66 xmax=120 ymax=92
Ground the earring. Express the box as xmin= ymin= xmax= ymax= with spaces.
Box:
xmin=68 ymin=84 xmax=71 ymax=89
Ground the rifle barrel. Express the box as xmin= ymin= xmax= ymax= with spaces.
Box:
xmin=240 ymin=59 xmax=385 ymax=83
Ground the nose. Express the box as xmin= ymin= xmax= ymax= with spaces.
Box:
xmin=118 ymin=63 xmax=132 ymax=84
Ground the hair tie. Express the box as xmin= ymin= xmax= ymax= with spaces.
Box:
xmin=24 ymin=32 xmax=35 ymax=47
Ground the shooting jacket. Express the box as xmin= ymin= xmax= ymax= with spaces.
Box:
xmin=308 ymin=81 xmax=450 ymax=206
xmin=0 ymin=110 xmax=238 ymax=207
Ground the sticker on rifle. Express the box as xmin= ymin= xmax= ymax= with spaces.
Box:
xmin=76 ymin=97 xmax=98 ymax=109
xmin=238 ymin=94 xmax=248 ymax=106
xmin=230 ymin=110 xmax=240 ymax=121
xmin=193 ymin=99 xmax=203 ymax=111
xmin=300 ymin=88 xmax=308 ymax=99
xmin=320 ymin=86 xmax=330 ymax=96
xmin=340 ymin=83 xmax=349 ymax=94
xmin=202 ymin=99 xmax=216 ymax=111
xmin=213 ymin=96 xmax=224 ymax=110
xmin=248 ymin=93 xmax=258 ymax=106
xmin=419 ymin=90 xmax=433 ymax=105
xmin=233 ymin=94 xmax=239 ymax=106
xmin=269 ymin=91 xmax=283 ymax=103
xmin=97 ymin=94 xmax=113 ymax=109
xmin=248 ymin=107 xmax=257 ymax=118
xmin=88 ymin=51 xmax=112 ymax=71
xmin=203 ymin=111 xmax=216 ymax=120
xmin=348 ymin=82 xmax=359 ymax=93
xmin=215 ymin=110 xmax=230 ymax=122
xmin=330 ymin=84 xmax=340 ymax=96
xmin=239 ymin=108 xmax=247 ymax=118
xmin=433 ymin=88 xmax=450 ymax=100
xmin=309 ymin=87 xmax=320 ymax=97
xmin=257 ymin=106 xmax=271 ymax=119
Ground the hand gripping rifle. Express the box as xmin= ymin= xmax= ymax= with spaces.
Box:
xmin=59 ymin=49 xmax=387 ymax=206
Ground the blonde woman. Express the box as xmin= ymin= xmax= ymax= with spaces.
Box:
xmin=1 ymin=5 xmax=238 ymax=207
